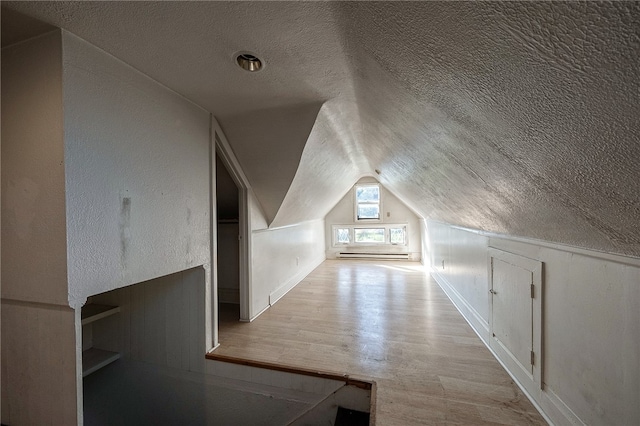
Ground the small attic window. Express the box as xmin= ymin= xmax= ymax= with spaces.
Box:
xmin=355 ymin=184 xmax=380 ymax=221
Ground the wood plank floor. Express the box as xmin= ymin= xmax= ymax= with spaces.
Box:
xmin=214 ymin=260 xmax=546 ymax=425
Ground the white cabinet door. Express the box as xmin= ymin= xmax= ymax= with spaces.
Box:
xmin=489 ymin=249 xmax=543 ymax=396
xmin=492 ymin=258 xmax=533 ymax=375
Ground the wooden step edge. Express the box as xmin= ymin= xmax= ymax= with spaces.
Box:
xmin=205 ymin=352 xmax=374 ymax=390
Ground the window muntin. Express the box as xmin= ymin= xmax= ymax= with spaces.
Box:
xmin=355 ymin=184 xmax=380 ymax=220
xmin=354 ymin=228 xmax=385 ymax=243
xmin=332 ymin=224 xmax=407 ymax=246
xmin=389 ymin=227 xmax=405 ymax=244
xmin=336 ymin=228 xmax=351 ymax=244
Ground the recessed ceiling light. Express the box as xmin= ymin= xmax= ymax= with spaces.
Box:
xmin=235 ymin=52 xmax=264 ymax=72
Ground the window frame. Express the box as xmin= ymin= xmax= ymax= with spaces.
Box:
xmin=332 ymin=224 xmax=408 ymax=247
xmin=354 ymin=184 xmax=382 ymax=222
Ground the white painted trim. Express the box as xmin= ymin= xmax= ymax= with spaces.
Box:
xmin=331 ymin=223 xmax=409 ymax=248
xmin=478 ymin=334 xmax=555 ymax=426
xmin=253 ymin=218 xmax=321 ymax=233
xmin=248 ymin=305 xmax=270 ymax=322
xmin=74 ymin=306 xmax=84 ymax=426
xmin=430 ymin=267 xmax=554 ymax=426
xmin=208 ymin=119 xmax=218 ymax=350
xmin=269 ymin=254 xmax=326 ymax=306
xmin=539 ymin=387 xmax=586 ymax=426
xmin=488 ymin=248 xmax=543 ymax=396
xmin=212 ymin=117 xmax=252 ymax=322
xmin=354 ymin=183 xmax=383 ymax=222
xmin=430 ymin=268 xmax=490 ymax=339
xmin=427 ymin=220 xmax=640 ymax=267
xmin=431 ymin=266 xmax=583 ymax=426
xmin=339 ymin=253 xmax=409 ymax=260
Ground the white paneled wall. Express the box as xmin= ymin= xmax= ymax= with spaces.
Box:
xmin=1 ymin=302 xmax=78 ymax=425
xmin=89 ymin=267 xmax=207 ymax=374
xmin=251 ymin=219 xmax=326 ymax=318
xmin=426 ymin=220 xmax=640 ymax=426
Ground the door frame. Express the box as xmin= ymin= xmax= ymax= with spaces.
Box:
xmin=488 ymin=248 xmax=544 ymax=396
xmin=211 ymin=117 xmax=252 ymax=338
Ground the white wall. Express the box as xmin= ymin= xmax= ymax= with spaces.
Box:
xmin=1 ymin=302 xmax=78 ymax=425
xmin=250 ymin=207 xmax=326 ymax=319
xmin=1 ymin=31 xmax=79 ymax=425
xmin=1 ymin=30 xmax=68 ymax=305
xmin=62 ymin=31 xmax=211 ymax=306
xmin=325 ymin=177 xmax=422 ymax=260
xmin=427 ymin=220 xmax=640 ymax=426
xmin=2 ymin=30 xmax=215 ymax=425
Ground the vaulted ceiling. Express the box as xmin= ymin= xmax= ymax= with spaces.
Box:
xmin=3 ymin=2 xmax=639 ymax=257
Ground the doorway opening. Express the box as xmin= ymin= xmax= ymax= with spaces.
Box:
xmin=215 ymin=153 xmax=241 ymax=322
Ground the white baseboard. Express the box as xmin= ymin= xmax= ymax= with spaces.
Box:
xmin=539 ymin=387 xmax=585 ymax=426
xmin=430 ymin=269 xmax=490 ymax=341
xmin=269 ymin=254 xmax=326 ymax=306
xmin=247 ymin=305 xmax=270 ymax=323
xmin=430 ymin=267 xmax=583 ymax=426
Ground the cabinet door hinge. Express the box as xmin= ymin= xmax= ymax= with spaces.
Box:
xmin=531 ymin=350 xmax=535 ymax=366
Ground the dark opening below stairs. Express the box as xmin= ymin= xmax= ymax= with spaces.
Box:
xmin=335 ymin=406 xmax=370 ymax=426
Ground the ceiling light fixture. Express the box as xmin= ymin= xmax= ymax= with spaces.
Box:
xmin=235 ymin=52 xmax=264 ymax=72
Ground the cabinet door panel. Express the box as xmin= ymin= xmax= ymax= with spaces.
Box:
xmin=488 ymin=248 xmax=543 ymax=395
xmin=492 ymin=258 xmax=533 ymax=375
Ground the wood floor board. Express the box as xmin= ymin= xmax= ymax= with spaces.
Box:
xmin=214 ymin=260 xmax=546 ymax=425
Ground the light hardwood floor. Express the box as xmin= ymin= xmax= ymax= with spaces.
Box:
xmin=214 ymin=260 xmax=546 ymax=425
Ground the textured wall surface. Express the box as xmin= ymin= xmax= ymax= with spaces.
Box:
xmin=6 ymin=1 xmax=638 ymax=256
xmin=62 ymin=32 xmax=211 ymax=305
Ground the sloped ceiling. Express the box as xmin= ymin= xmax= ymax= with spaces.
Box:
xmin=3 ymin=2 xmax=639 ymax=257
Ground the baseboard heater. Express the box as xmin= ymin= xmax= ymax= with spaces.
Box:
xmin=338 ymin=252 xmax=410 ymax=260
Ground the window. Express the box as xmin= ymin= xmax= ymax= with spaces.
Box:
xmin=389 ymin=227 xmax=405 ymax=245
xmin=355 ymin=184 xmax=380 ymax=220
xmin=336 ymin=228 xmax=351 ymax=244
xmin=354 ymin=228 xmax=385 ymax=243
xmin=332 ymin=225 xmax=407 ymax=246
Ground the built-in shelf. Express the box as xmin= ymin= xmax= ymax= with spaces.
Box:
xmin=82 ymin=348 xmax=121 ymax=377
xmin=81 ymin=304 xmax=120 ymax=325
xmin=81 ymin=303 xmax=121 ymax=376
xmin=218 ymin=218 xmax=239 ymax=224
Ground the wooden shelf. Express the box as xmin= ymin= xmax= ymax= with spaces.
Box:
xmin=82 ymin=348 xmax=121 ymax=377
xmin=217 ymin=219 xmax=239 ymax=224
xmin=81 ymin=304 xmax=120 ymax=325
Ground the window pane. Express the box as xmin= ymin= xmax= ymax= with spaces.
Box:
xmin=390 ymin=227 xmax=405 ymax=244
xmin=354 ymin=228 xmax=385 ymax=243
xmin=356 ymin=185 xmax=380 ymax=203
xmin=337 ymin=228 xmax=350 ymax=243
xmin=357 ymin=204 xmax=380 ymax=219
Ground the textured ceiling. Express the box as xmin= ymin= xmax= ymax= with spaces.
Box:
xmin=3 ymin=1 xmax=639 ymax=257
